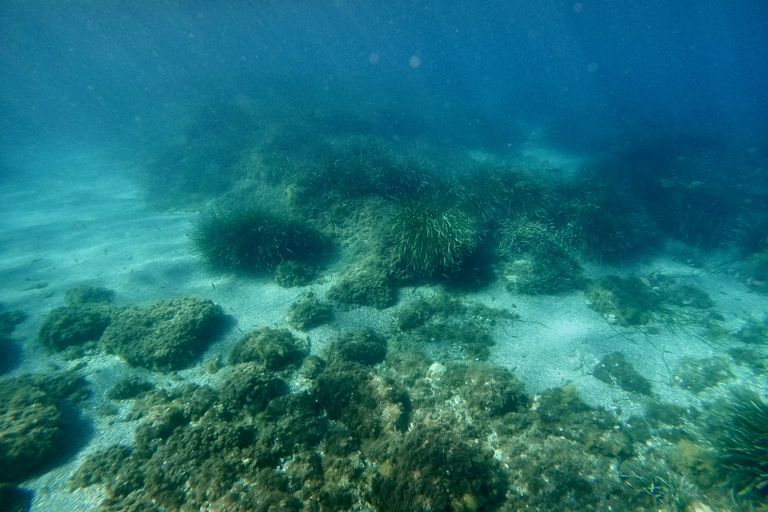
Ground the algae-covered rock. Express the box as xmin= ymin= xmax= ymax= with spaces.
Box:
xmin=229 ymin=326 xmax=309 ymax=371
xmin=0 ymin=371 xmax=88 ymax=481
xmin=105 ymin=376 xmax=155 ymax=401
xmin=593 ymin=352 xmax=653 ymax=396
xmin=285 ymin=294 xmax=333 ymax=331
xmin=326 ymin=256 xmax=396 ymax=309
xmin=219 ymin=362 xmax=288 ymax=419
xmin=0 ymin=309 xmax=24 ymax=340
xmin=100 ymin=296 xmax=225 ymax=372
xmin=326 ymin=329 xmax=387 ymax=366
xmin=372 ymin=424 xmax=507 ymax=512
xmin=673 ymin=356 xmax=734 ymax=393
xmin=274 ymin=260 xmax=316 ymax=288
xmin=312 ymin=360 xmax=408 ymax=439
xmin=444 ymin=362 xmax=526 ymax=416
xmin=37 ymin=304 xmax=112 ymax=353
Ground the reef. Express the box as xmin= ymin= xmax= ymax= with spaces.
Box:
xmin=229 ymin=326 xmax=309 ymax=371
xmin=0 ymin=370 xmax=88 ymax=482
xmin=285 ymin=293 xmax=333 ymax=331
xmin=100 ymin=296 xmax=225 ymax=371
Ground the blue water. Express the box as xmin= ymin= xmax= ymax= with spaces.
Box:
xmin=2 ymin=0 xmax=766 ymax=155
xmin=2 ymin=2 xmax=768 ymax=511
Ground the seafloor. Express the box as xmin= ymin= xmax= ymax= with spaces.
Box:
xmin=1 ymin=127 xmax=767 ymax=512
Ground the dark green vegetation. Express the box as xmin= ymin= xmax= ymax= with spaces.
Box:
xmin=707 ymin=387 xmax=768 ymax=498
xmin=496 ymin=220 xmax=584 ymax=294
xmin=0 ymin=371 xmax=88 ymax=482
xmin=190 ymin=207 xmax=327 ymax=276
xmin=390 ymin=199 xmax=479 ymax=277
xmin=0 ymin=483 xmax=32 ymax=512
xmin=392 ymin=289 xmax=517 ymax=361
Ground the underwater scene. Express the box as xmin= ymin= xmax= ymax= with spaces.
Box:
xmin=1 ymin=1 xmax=768 ymax=511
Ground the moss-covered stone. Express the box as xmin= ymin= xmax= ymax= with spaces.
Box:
xmin=443 ymin=362 xmax=526 ymax=416
xmin=99 ymin=296 xmax=225 ymax=372
xmin=37 ymin=304 xmax=112 ymax=353
xmin=0 ymin=371 xmax=88 ymax=481
xmin=326 ymin=256 xmax=396 ymax=309
xmin=373 ymin=424 xmax=507 ymax=512
xmin=273 ymin=260 xmax=316 ymax=288
xmin=312 ymin=360 xmax=407 ymax=439
xmin=593 ymin=352 xmax=653 ymax=396
xmin=326 ymin=329 xmax=387 ymax=366
xmin=64 ymin=285 xmax=115 ymax=307
xmin=229 ymin=326 xmax=309 ymax=371
xmin=285 ymin=293 xmax=333 ymax=331
xmin=219 ymin=362 xmax=288 ymax=419
xmin=105 ymin=376 xmax=155 ymax=401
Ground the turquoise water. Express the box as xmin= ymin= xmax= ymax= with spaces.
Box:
xmin=1 ymin=2 xmax=767 ymax=511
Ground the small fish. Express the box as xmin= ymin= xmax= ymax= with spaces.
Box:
xmin=639 ymin=277 xmax=651 ymax=288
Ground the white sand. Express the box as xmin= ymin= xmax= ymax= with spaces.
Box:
xmin=1 ymin=143 xmax=766 ymax=511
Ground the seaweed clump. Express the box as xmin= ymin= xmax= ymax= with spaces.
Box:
xmin=190 ymin=207 xmax=327 ymax=275
xmin=593 ymin=352 xmax=653 ymax=396
xmin=706 ymin=387 xmax=768 ymax=499
xmin=390 ymin=199 xmax=479 ymax=277
xmin=100 ymin=296 xmax=225 ymax=372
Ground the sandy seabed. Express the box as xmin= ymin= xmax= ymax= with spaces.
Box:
xmin=1 ymin=143 xmax=765 ymax=511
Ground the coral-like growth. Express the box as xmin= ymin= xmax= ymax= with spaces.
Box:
xmin=391 ymin=199 xmax=479 ymax=276
xmin=190 ymin=207 xmax=326 ymax=275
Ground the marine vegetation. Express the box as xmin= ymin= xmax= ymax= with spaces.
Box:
xmin=190 ymin=207 xmax=327 ymax=275
xmin=0 ymin=371 xmax=88 ymax=481
xmin=100 ymin=296 xmax=225 ymax=372
xmin=390 ymin=199 xmax=479 ymax=277
xmin=707 ymin=387 xmax=768 ymax=499
xmin=585 ymin=274 xmax=715 ymax=328
xmin=285 ymin=292 xmax=333 ymax=331
xmin=496 ymin=219 xmax=584 ymax=294
xmin=36 ymin=285 xmax=115 ymax=357
xmin=593 ymin=352 xmax=653 ymax=396
xmin=372 ymin=424 xmax=508 ymax=512
xmin=554 ymin=177 xmax=657 ymax=263
xmin=229 ymin=326 xmax=309 ymax=371
xmin=325 ymin=254 xmax=397 ymax=309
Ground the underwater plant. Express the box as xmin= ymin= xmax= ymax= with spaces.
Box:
xmin=190 ymin=207 xmax=326 ymax=275
xmin=391 ymin=199 xmax=479 ymax=276
xmin=708 ymin=387 xmax=768 ymax=498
